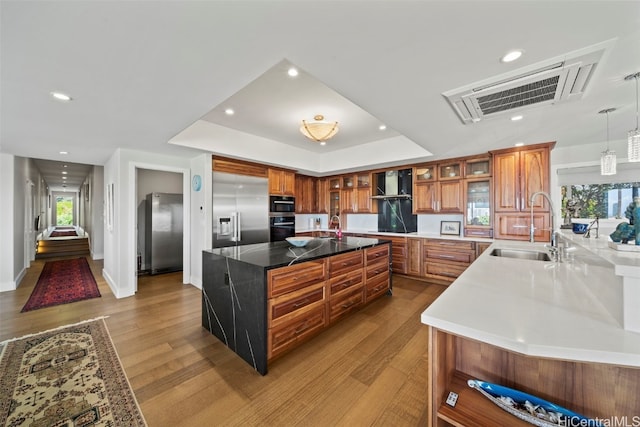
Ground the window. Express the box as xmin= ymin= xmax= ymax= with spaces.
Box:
xmin=561 ymin=183 xmax=640 ymax=221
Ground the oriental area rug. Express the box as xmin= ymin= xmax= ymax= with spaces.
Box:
xmin=0 ymin=318 xmax=147 ymax=426
xmin=21 ymin=258 xmax=101 ymax=312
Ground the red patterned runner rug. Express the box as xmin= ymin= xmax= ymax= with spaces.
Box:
xmin=0 ymin=318 xmax=147 ymax=426
xmin=21 ymin=258 xmax=101 ymax=312
xmin=50 ymin=230 xmax=78 ymax=237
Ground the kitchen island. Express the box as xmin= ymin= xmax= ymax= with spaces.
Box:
xmin=421 ymin=237 xmax=640 ymax=426
xmin=202 ymin=236 xmax=391 ymax=375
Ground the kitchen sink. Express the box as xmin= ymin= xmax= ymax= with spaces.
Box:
xmin=489 ymin=248 xmax=552 ymax=261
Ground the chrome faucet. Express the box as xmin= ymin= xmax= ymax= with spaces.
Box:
xmin=584 ymin=216 xmax=599 ymax=239
xmin=529 ymin=191 xmax=556 ymax=247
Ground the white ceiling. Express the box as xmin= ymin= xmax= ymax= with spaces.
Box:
xmin=2 ymin=1 xmax=640 ymax=188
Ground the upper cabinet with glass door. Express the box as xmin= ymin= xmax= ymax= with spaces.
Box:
xmin=439 ymin=161 xmax=462 ymax=180
xmin=465 ymin=157 xmax=491 ymax=178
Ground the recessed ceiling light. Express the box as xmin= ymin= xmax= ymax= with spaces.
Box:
xmin=515 ymin=142 xmax=525 ymax=147
xmin=501 ymin=50 xmax=523 ymax=63
xmin=63 ymin=164 xmax=68 ymax=167
xmin=511 ymin=115 xmax=523 ymax=121
xmin=62 ymin=171 xmax=68 ymax=175
xmin=62 ymin=176 xmax=67 ymax=180
xmin=224 ymin=108 xmax=234 ymax=115
xmin=287 ymin=68 xmax=299 ymax=77
xmin=379 ymin=124 xmax=387 ymax=131
xmin=320 ymin=141 xmax=326 ymax=146
xmin=59 ymin=151 xmax=68 ymax=155
xmin=50 ymin=91 xmax=72 ymax=102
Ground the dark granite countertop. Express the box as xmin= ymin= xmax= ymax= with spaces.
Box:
xmin=204 ymin=236 xmax=390 ymax=269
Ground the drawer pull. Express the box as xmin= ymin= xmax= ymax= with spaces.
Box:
xmin=341 ymin=301 xmax=356 ymax=309
xmin=440 ymin=271 xmax=458 ymax=277
xmin=373 ymin=285 xmax=384 ymax=292
xmin=438 ymin=254 xmax=456 ymax=259
xmin=294 ymin=321 xmax=310 ymax=335
xmin=292 ymin=299 xmax=310 ymax=308
xmin=341 ymin=281 xmax=351 ymax=288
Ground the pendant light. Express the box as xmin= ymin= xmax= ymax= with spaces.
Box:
xmin=599 ymin=108 xmax=617 ymax=176
xmin=625 ymin=72 xmax=640 ymax=162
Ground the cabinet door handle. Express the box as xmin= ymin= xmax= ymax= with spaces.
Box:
xmin=292 ymin=299 xmax=310 ymax=308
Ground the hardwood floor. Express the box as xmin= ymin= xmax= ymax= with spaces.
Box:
xmin=0 ymin=255 xmax=447 ymax=426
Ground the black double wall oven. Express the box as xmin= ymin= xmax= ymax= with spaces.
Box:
xmin=269 ymin=196 xmax=295 ymax=241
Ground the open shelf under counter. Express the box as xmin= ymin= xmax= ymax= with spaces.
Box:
xmin=427 ymin=326 xmax=640 ymax=427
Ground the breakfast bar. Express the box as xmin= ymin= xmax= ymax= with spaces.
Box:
xmin=202 ymin=236 xmax=392 ymax=374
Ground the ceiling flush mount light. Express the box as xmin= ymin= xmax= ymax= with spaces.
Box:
xmin=300 ymin=115 xmax=339 ymax=143
xmin=287 ymin=67 xmax=299 ymax=77
xmin=59 ymin=151 xmax=68 ymax=155
xmin=515 ymin=142 xmax=525 ymax=147
xmin=50 ymin=91 xmax=72 ymax=102
xmin=510 ymin=115 xmax=523 ymax=121
xmin=501 ymin=50 xmax=523 ymax=63
xmin=224 ymin=108 xmax=234 ymax=116
xmin=625 ymin=71 xmax=640 ymax=162
xmin=599 ymin=108 xmax=617 ymax=176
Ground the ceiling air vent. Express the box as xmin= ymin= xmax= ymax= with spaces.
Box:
xmin=442 ymin=40 xmax=613 ymax=124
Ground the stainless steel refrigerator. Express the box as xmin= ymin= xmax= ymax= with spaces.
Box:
xmin=145 ymin=192 xmax=183 ymax=274
xmin=212 ymin=171 xmax=269 ymax=248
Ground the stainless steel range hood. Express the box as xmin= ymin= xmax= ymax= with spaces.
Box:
xmin=371 ymin=170 xmax=412 ymax=199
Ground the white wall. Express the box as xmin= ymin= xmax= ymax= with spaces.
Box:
xmin=189 ymin=153 xmax=211 ymax=289
xmin=103 ymin=148 xmax=193 ymax=299
xmin=91 ymin=166 xmax=105 ymax=259
xmin=80 ymin=165 xmax=105 ymax=259
xmin=0 ymin=154 xmax=15 ymax=291
xmin=0 ymin=155 xmax=46 ymax=292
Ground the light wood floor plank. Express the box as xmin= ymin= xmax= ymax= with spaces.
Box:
xmin=0 ymin=256 xmax=447 ymax=426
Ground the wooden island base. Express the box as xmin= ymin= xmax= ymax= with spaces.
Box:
xmin=428 ymin=327 xmax=640 ymax=427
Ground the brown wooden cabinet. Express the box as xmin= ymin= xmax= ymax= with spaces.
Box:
xmin=316 ymin=178 xmax=329 ymax=214
xmin=364 ymin=244 xmax=390 ymax=302
xmin=340 ymin=172 xmax=376 ymax=213
xmin=265 ymin=243 xmax=391 ymax=362
xmin=295 ymin=174 xmax=317 ymax=213
xmin=407 ymin=238 xmax=423 ymax=276
xmin=413 ymin=162 xmax=463 ymax=214
xmin=423 ymin=239 xmax=475 ymax=283
xmin=268 ymin=168 xmax=296 ymax=196
xmin=491 ymin=142 xmax=554 ymax=241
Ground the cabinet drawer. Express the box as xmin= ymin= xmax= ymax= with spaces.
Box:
xmin=268 ymin=260 xmax=326 ymax=298
xmin=365 ymin=272 xmax=389 ymax=301
xmin=366 ymin=258 xmax=389 ymax=281
xmin=425 ymin=262 xmax=467 ymax=279
xmin=329 ymin=269 xmax=363 ymax=296
xmin=329 ymin=286 xmax=364 ymax=323
xmin=425 ymin=239 xmax=475 ymax=251
xmin=268 ymin=306 xmax=326 ymax=360
xmin=391 ymin=259 xmax=407 ymax=275
xmin=366 ymin=244 xmax=389 ymax=264
xmin=425 ymin=249 xmax=473 ymax=264
xmin=329 ymin=251 xmax=363 ymax=277
xmin=269 ymin=283 xmax=325 ymax=324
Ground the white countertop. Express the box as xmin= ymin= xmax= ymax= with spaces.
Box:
xmin=420 ymin=237 xmax=640 ymax=368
